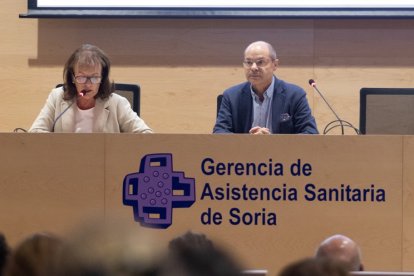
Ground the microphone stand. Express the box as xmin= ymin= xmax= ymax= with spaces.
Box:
xmin=309 ymin=80 xmax=360 ymax=135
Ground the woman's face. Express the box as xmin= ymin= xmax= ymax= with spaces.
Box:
xmin=73 ymin=63 xmax=102 ymax=100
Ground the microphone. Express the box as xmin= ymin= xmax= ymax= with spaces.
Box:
xmin=79 ymin=89 xmax=88 ymax=97
xmin=308 ymin=79 xmax=359 ymax=135
xmin=53 ymin=89 xmax=86 ymax=131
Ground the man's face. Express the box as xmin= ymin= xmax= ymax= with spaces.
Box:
xmin=243 ymin=44 xmax=277 ymax=91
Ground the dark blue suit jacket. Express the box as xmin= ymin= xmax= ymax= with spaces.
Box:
xmin=213 ymin=77 xmax=318 ymax=134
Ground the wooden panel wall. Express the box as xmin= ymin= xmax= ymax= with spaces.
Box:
xmin=2 ymin=2 xmax=414 ymax=271
xmin=0 ymin=134 xmax=105 ymax=240
xmin=3 ymin=2 xmax=414 ymax=134
xmin=0 ymin=134 xmax=408 ymax=275
xmin=104 ymin=134 xmax=403 ymax=275
xmin=403 ymin=136 xmax=414 ymax=271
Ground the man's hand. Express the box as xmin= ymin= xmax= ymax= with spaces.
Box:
xmin=249 ymin=126 xmax=270 ymax=135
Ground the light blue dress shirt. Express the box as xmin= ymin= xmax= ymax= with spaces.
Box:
xmin=250 ymin=76 xmax=275 ymax=133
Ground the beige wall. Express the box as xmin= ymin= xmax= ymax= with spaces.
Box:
xmin=3 ymin=2 xmax=414 ymax=134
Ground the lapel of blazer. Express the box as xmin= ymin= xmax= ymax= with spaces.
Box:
xmin=60 ymin=100 xmax=76 ymax=132
xmin=272 ymin=78 xmax=286 ymax=133
xmin=93 ymin=98 xmax=110 ymax=133
xmin=238 ymin=84 xmax=253 ymax=133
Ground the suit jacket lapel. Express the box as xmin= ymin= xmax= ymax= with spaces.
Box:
xmin=60 ymin=100 xmax=75 ymax=132
xmin=93 ymin=98 xmax=109 ymax=133
xmin=238 ymin=84 xmax=253 ymax=133
xmin=272 ymin=78 xmax=286 ymax=133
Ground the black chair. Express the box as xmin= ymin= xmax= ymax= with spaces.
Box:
xmin=360 ymin=88 xmax=414 ymax=134
xmin=114 ymin=83 xmax=140 ymax=116
xmin=56 ymin=83 xmax=141 ymax=116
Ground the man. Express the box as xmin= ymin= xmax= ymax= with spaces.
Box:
xmin=315 ymin=234 xmax=364 ymax=271
xmin=213 ymin=41 xmax=318 ymax=134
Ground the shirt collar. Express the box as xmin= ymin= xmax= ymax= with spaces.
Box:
xmin=250 ymin=76 xmax=275 ymax=101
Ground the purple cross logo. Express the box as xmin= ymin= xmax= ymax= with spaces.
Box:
xmin=123 ymin=153 xmax=196 ymax=229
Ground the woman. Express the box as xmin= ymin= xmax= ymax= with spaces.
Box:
xmin=29 ymin=44 xmax=153 ymax=133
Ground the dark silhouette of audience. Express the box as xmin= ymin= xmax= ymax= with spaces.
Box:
xmin=4 ymin=232 xmax=62 ymax=276
xmin=0 ymin=228 xmax=369 ymax=276
xmin=279 ymin=257 xmax=349 ymax=276
xmin=163 ymin=231 xmax=243 ymax=276
xmin=3 ymin=226 xmax=243 ymax=276
xmin=0 ymin=233 xmax=10 ymax=276
xmin=55 ymin=220 xmax=163 ymax=276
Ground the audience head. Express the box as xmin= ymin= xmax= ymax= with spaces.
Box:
xmin=56 ymin=219 xmax=162 ymax=276
xmin=63 ymin=44 xmax=114 ymax=100
xmin=315 ymin=234 xmax=363 ymax=271
xmin=164 ymin=231 xmax=243 ymax=276
xmin=4 ymin=232 xmax=63 ymax=276
xmin=0 ymin=233 xmax=10 ymax=276
xmin=279 ymin=257 xmax=349 ymax=276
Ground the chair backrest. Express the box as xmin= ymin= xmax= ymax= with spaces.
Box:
xmin=217 ymin=94 xmax=223 ymax=117
xmin=242 ymin=269 xmax=267 ymax=276
xmin=56 ymin=83 xmax=140 ymax=116
xmin=360 ymin=87 xmax=414 ymax=134
xmin=114 ymin=83 xmax=140 ymax=116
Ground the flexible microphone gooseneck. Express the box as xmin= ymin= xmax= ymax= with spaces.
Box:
xmin=308 ymin=79 xmax=359 ymax=135
xmin=51 ymin=102 xmax=73 ymax=132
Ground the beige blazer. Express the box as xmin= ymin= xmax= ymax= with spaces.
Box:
xmin=29 ymin=87 xmax=153 ymax=133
